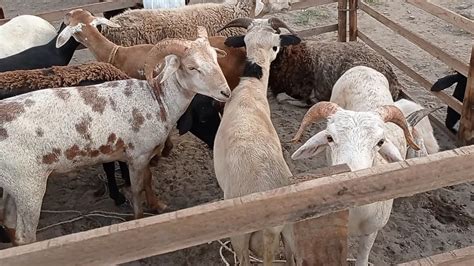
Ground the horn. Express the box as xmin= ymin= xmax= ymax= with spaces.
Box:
xmin=196 ymin=26 xmax=208 ymax=39
xmin=406 ymin=106 xmax=442 ymax=127
xmin=217 ymin=17 xmax=254 ymax=33
xmin=268 ymin=17 xmax=296 ymax=35
xmin=376 ymin=105 xmax=420 ymax=150
xmin=292 ymin=101 xmax=340 ymax=143
xmin=144 ymin=40 xmax=190 ymax=84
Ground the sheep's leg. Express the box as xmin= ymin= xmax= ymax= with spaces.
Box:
xmin=119 ymin=161 xmax=131 ymax=186
xmin=231 ymin=233 xmax=251 ymax=266
xmin=276 ymin=93 xmax=312 ymax=108
xmin=0 ymin=193 xmax=16 ymax=243
xmin=281 ymin=224 xmax=297 ymax=266
xmin=102 ymin=162 xmax=127 ymax=206
xmin=263 ymin=227 xmax=282 ymax=265
xmin=355 ymin=231 xmax=378 ymax=266
xmin=143 ymin=166 xmax=167 ymax=212
xmin=13 ymin=181 xmax=47 ymax=245
xmin=128 ymin=163 xmax=147 ymax=219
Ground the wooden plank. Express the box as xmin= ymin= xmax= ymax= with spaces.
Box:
xmin=406 ymin=0 xmax=474 ymax=35
xmin=398 ymin=245 xmax=474 ymax=266
xmin=358 ymin=30 xmax=463 ymax=115
xmin=348 ymin=0 xmax=358 ymax=41
xmin=337 ymin=0 xmax=348 ymax=42
xmin=296 ymin=23 xmax=339 ymax=37
xmin=458 ymin=46 xmax=474 ymax=146
xmin=291 ymin=0 xmax=337 ymax=10
xmin=0 ymin=0 xmax=141 ymax=25
xmin=359 ymin=2 xmax=469 ymax=77
xmin=1 ymin=146 xmax=474 ymax=265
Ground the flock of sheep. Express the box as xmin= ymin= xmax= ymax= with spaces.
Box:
xmin=0 ymin=0 xmax=458 ymax=265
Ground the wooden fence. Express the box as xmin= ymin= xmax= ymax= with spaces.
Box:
xmin=0 ymin=0 xmax=472 ymax=264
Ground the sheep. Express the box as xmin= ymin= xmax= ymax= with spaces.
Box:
xmin=143 ymin=0 xmax=189 ymax=9
xmin=0 ymin=27 xmax=231 ymax=245
xmin=214 ymin=17 xmax=301 ymax=265
xmin=291 ymin=66 xmax=420 ymax=266
xmin=430 ymin=71 xmax=467 ymax=133
xmin=269 ymin=41 xmax=401 ymax=107
xmin=0 ymin=15 xmax=57 ymax=59
xmin=0 ymin=22 xmax=80 ymax=72
xmin=394 ymin=99 xmax=440 ymax=158
xmin=100 ymin=0 xmax=277 ymax=47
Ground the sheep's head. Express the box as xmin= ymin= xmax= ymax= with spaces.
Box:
xmin=144 ymin=26 xmax=231 ymax=102
xmin=291 ymin=102 xmax=420 ymax=171
xmin=56 ymin=9 xmax=120 ymax=48
xmin=219 ymin=17 xmax=300 ymax=64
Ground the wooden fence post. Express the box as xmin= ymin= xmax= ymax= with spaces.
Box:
xmin=458 ymin=45 xmax=474 ymax=146
xmin=348 ymin=0 xmax=358 ymax=41
xmin=338 ymin=0 xmax=348 ymax=42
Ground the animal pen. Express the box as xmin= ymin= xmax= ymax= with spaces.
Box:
xmin=0 ymin=0 xmax=473 ymax=264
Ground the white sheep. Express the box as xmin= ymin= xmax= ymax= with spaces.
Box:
xmin=291 ymin=66 xmax=420 ymax=266
xmin=0 ymin=27 xmax=231 ymax=245
xmin=0 ymin=15 xmax=57 ymax=58
xmin=214 ymin=17 xmax=301 ymax=265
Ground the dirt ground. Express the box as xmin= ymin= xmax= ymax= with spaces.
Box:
xmin=1 ymin=0 xmax=473 ymax=265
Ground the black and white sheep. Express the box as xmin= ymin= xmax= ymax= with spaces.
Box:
xmin=269 ymin=41 xmax=402 ymax=107
xmin=430 ymin=71 xmax=467 ymax=133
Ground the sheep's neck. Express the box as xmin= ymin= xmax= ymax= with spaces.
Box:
xmin=82 ymin=29 xmax=119 ymax=64
xmin=151 ymin=77 xmax=194 ymax=125
xmin=244 ymin=50 xmax=271 ymax=88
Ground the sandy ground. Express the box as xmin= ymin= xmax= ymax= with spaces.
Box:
xmin=1 ymin=0 xmax=473 ymax=265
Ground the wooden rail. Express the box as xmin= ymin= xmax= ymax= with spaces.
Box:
xmin=0 ymin=146 xmax=474 ymax=265
xmin=406 ymin=0 xmax=474 ymax=35
xmin=291 ymin=0 xmax=337 ymax=10
xmin=0 ymin=0 xmax=141 ymax=25
xmin=358 ymin=31 xmax=463 ymax=115
xmin=359 ymin=1 xmax=469 ymax=77
xmin=296 ymin=23 xmax=338 ymax=37
xmin=398 ymin=245 xmax=474 ymax=266
xmin=458 ymin=46 xmax=474 ymax=145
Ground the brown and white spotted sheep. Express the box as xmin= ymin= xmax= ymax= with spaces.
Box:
xmin=0 ymin=27 xmax=230 ymax=245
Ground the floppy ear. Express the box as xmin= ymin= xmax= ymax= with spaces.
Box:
xmin=56 ymin=26 xmax=75 ymax=48
xmin=291 ymin=130 xmax=329 ymax=160
xmin=177 ymin=109 xmax=193 ymax=135
xmin=158 ymin=55 xmax=180 ymax=83
xmin=91 ymin=17 xmax=121 ymax=28
xmin=378 ymin=139 xmax=403 ymax=163
xmin=225 ymin=35 xmax=246 ymax=48
xmin=280 ymin=35 xmax=301 ymax=47
xmin=214 ymin=48 xmax=227 ymax=58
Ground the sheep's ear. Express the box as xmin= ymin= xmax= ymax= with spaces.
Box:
xmin=280 ymin=35 xmax=301 ymax=47
xmin=91 ymin=17 xmax=121 ymax=28
xmin=224 ymin=35 xmax=246 ymax=48
xmin=177 ymin=108 xmax=193 ymax=135
xmin=56 ymin=26 xmax=74 ymax=48
xmin=291 ymin=130 xmax=328 ymax=160
xmin=158 ymin=55 xmax=180 ymax=83
xmin=214 ymin=48 xmax=227 ymax=58
xmin=378 ymin=139 xmax=403 ymax=163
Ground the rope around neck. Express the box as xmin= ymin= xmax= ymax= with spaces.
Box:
xmin=107 ymin=45 xmax=120 ymax=64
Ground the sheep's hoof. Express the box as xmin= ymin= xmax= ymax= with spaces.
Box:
xmin=0 ymin=225 xmax=12 ymax=243
xmin=112 ymin=193 xmax=128 ymax=206
xmin=147 ymin=201 xmax=168 ymax=214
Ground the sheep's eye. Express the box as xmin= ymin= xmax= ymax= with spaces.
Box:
xmin=327 ymin=135 xmax=333 ymax=142
xmin=188 ymin=66 xmax=197 ymax=71
xmin=377 ymin=139 xmax=385 ymax=147
xmin=272 ymin=46 xmax=278 ymax=51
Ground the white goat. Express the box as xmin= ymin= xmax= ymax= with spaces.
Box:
xmin=0 ymin=15 xmax=56 ymax=58
xmin=214 ymin=17 xmax=301 ymax=265
xmin=0 ymin=27 xmax=231 ymax=245
xmin=291 ymin=66 xmax=420 ymax=266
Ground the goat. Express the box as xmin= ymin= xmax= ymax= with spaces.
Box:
xmin=0 ymin=27 xmax=231 ymax=245
xmin=0 ymin=22 xmax=80 ymax=72
xmin=214 ymin=17 xmax=301 ymax=265
xmin=291 ymin=66 xmax=420 ymax=266
xmin=430 ymin=71 xmax=467 ymax=133
xmin=0 ymin=15 xmax=56 ymax=58
xmin=270 ymin=41 xmax=401 ymax=107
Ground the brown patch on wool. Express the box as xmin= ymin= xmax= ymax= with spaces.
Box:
xmin=128 ymin=143 xmax=135 ymax=150
xmin=66 ymin=133 xmax=126 ymax=161
xmin=42 ymin=148 xmax=61 ymax=164
xmin=77 ymin=86 xmax=107 ymax=114
xmin=0 ymin=102 xmax=25 ymax=124
xmin=55 ymin=90 xmax=71 ymax=101
xmin=65 ymin=145 xmax=81 ymax=160
xmin=109 ymin=97 xmax=117 ymax=111
xmin=0 ymin=127 xmax=8 ymax=141
xmin=108 ymin=133 xmax=117 ymax=143
xmin=131 ymin=108 xmax=145 ymax=132
xmin=123 ymin=85 xmax=133 ymax=97
xmin=75 ymin=116 xmax=93 ymax=141
xmin=35 ymin=128 xmax=44 ymax=137
xmin=146 ymin=113 xmax=152 ymax=120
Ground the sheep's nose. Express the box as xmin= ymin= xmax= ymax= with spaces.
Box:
xmin=220 ymin=91 xmax=230 ymax=98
